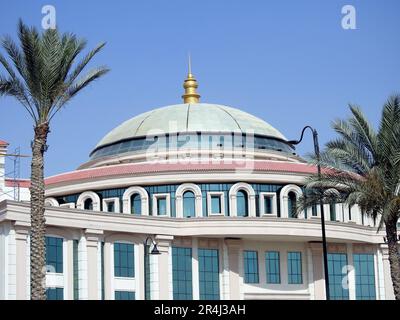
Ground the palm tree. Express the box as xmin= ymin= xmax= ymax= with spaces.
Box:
xmin=299 ymin=96 xmax=400 ymax=300
xmin=0 ymin=20 xmax=109 ymax=300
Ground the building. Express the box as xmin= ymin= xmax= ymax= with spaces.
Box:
xmin=0 ymin=70 xmax=396 ymax=300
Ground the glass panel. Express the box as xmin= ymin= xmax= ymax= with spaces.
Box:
xmin=73 ymin=240 xmax=79 ymax=300
xmin=115 ymin=291 xmax=135 ymax=300
xmin=107 ymin=201 xmax=115 ymax=213
xmin=183 ymin=191 xmax=196 ymax=217
xmin=327 ymin=253 xmax=349 ymax=300
xmin=237 ymin=190 xmax=248 ymax=217
xmin=46 ymin=288 xmax=64 ymax=300
xmin=172 ymin=247 xmax=193 ymax=300
xmin=157 ymin=197 xmax=167 ymax=216
xmin=211 ymin=195 xmax=221 ymax=214
xmin=198 ymin=249 xmax=220 ymax=300
xmin=264 ymin=196 xmax=273 ymax=214
xmin=354 ymin=254 xmax=376 ymax=300
xmin=265 ymin=251 xmax=280 ymax=284
xmin=287 ymin=252 xmax=302 ymax=284
xmin=243 ymin=250 xmax=259 ymax=283
xmin=131 ymin=194 xmax=141 ymax=215
xmin=330 ymin=204 xmax=336 ymax=221
xmin=46 ymin=236 xmax=63 ymax=273
xmin=84 ymin=198 xmax=93 ymax=210
xmin=114 ymin=243 xmax=135 ymax=278
xmin=288 ymin=192 xmax=297 ymax=218
xmin=311 ymin=205 xmax=317 ymax=216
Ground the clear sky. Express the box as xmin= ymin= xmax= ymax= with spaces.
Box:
xmin=0 ymin=0 xmax=399 ymax=178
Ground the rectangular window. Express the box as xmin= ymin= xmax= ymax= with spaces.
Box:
xmin=114 ymin=242 xmax=135 ymax=278
xmin=330 ymin=204 xmax=336 ymax=221
xmin=46 ymin=287 xmax=64 ymax=300
xmin=327 ymin=253 xmax=349 ymax=300
xmin=354 ymin=254 xmax=376 ymax=300
xmin=198 ymin=249 xmax=220 ymax=300
xmin=73 ymin=239 xmax=79 ymax=300
xmin=264 ymin=196 xmax=272 ymax=214
xmin=46 ymin=236 xmax=63 ymax=273
xmin=311 ymin=205 xmax=318 ymax=217
xmin=243 ymin=250 xmax=259 ymax=283
xmin=157 ymin=197 xmax=167 ymax=216
xmin=211 ymin=196 xmax=221 ymax=214
xmin=107 ymin=201 xmax=115 ymax=212
xmin=287 ymin=252 xmax=302 ymax=284
xmin=115 ymin=291 xmax=135 ymax=300
xmin=265 ymin=251 xmax=280 ymax=284
xmin=172 ymin=247 xmax=193 ymax=300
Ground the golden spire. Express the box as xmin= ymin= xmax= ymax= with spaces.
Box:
xmin=182 ymin=54 xmax=200 ymax=103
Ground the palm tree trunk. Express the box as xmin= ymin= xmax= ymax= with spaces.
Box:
xmin=29 ymin=122 xmax=49 ymax=300
xmin=385 ymin=217 xmax=400 ymax=300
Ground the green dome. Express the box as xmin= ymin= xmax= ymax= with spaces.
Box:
xmin=95 ymin=103 xmax=287 ymax=149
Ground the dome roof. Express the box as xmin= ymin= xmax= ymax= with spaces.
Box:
xmin=95 ymin=103 xmax=287 ymax=149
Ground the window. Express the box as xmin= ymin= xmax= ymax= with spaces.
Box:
xmin=207 ymin=192 xmax=224 ymax=216
xmin=157 ymin=197 xmax=167 ymax=215
xmin=327 ymin=253 xmax=349 ymax=300
xmin=243 ymin=250 xmax=259 ymax=283
xmin=311 ymin=204 xmax=317 ymax=217
xmin=153 ymin=194 xmax=170 ymax=216
xmin=265 ymin=251 xmax=280 ymax=284
xmin=73 ymin=240 xmax=79 ymax=300
xmin=114 ymin=243 xmax=135 ymax=278
xmin=288 ymin=192 xmax=297 ymax=218
xmin=131 ymin=194 xmax=141 ymax=215
xmin=106 ymin=201 xmax=115 ymax=212
xmin=330 ymin=203 xmax=336 ymax=221
xmin=84 ymin=198 xmax=93 ymax=210
xmin=183 ymin=191 xmax=196 ymax=217
xmin=198 ymin=249 xmax=220 ymax=300
xmin=46 ymin=288 xmax=64 ymax=300
xmin=172 ymin=247 xmax=193 ymax=300
xmin=354 ymin=254 xmax=376 ymax=300
xmin=115 ymin=291 xmax=135 ymax=300
xmin=211 ymin=196 xmax=221 ymax=214
xmin=348 ymin=206 xmax=352 ymax=221
xmin=237 ymin=190 xmax=249 ymax=217
xmin=46 ymin=236 xmax=63 ymax=273
xmin=287 ymin=252 xmax=302 ymax=284
xmin=264 ymin=197 xmax=272 ymax=214
xmin=260 ymin=193 xmax=276 ymax=215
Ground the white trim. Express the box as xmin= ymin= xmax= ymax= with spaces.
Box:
xmin=102 ymin=197 xmax=120 ymax=213
xmin=259 ymin=192 xmax=277 ymax=216
xmin=152 ymin=193 xmax=171 ymax=217
xmin=122 ymin=186 xmax=149 ymax=215
xmin=45 ymin=197 xmax=59 ymax=207
xmin=60 ymin=202 xmax=75 ymax=209
xmin=207 ymin=192 xmax=225 ymax=216
xmin=176 ymin=183 xmax=203 ymax=218
xmin=76 ymin=191 xmax=101 ymax=211
xmin=229 ymin=182 xmax=256 ymax=217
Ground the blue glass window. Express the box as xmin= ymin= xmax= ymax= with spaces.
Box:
xmin=243 ymin=250 xmax=259 ymax=283
xmin=114 ymin=243 xmax=135 ymax=278
xmin=288 ymin=192 xmax=297 ymax=218
xmin=198 ymin=249 xmax=220 ymax=300
xmin=210 ymin=195 xmax=221 ymax=214
xmin=46 ymin=236 xmax=63 ymax=273
xmin=311 ymin=204 xmax=318 ymax=217
xmin=265 ymin=251 xmax=280 ymax=284
xmin=131 ymin=194 xmax=141 ymax=215
xmin=84 ymin=198 xmax=93 ymax=210
xmin=354 ymin=254 xmax=376 ymax=300
xmin=183 ymin=191 xmax=196 ymax=217
xmin=330 ymin=204 xmax=336 ymax=221
xmin=46 ymin=287 xmax=64 ymax=300
xmin=157 ymin=197 xmax=167 ymax=216
xmin=172 ymin=247 xmax=193 ymax=300
xmin=237 ymin=190 xmax=248 ymax=217
xmin=327 ymin=253 xmax=349 ymax=300
xmin=115 ymin=291 xmax=135 ymax=300
xmin=106 ymin=201 xmax=115 ymax=213
xmin=287 ymin=252 xmax=302 ymax=284
xmin=73 ymin=240 xmax=79 ymax=300
xmin=264 ymin=196 xmax=273 ymax=214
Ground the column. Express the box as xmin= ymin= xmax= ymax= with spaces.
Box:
xmin=103 ymin=241 xmax=112 ymax=300
xmin=380 ymin=244 xmax=395 ymax=300
xmin=346 ymin=243 xmax=356 ymax=300
xmin=14 ymin=222 xmax=29 ymax=300
xmin=308 ymin=242 xmax=325 ymax=300
xmin=85 ymin=229 xmax=103 ymax=300
xmin=155 ymin=235 xmax=173 ymax=299
xmin=225 ymin=238 xmax=242 ymax=300
xmin=192 ymin=238 xmax=199 ymax=300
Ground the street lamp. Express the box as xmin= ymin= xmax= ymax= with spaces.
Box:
xmin=143 ymin=236 xmax=161 ymax=300
xmin=287 ymin=126 xmax=330 ymax=300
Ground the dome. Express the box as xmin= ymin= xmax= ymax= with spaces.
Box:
xmin=94 ymin=103 xmax=287 ymax=149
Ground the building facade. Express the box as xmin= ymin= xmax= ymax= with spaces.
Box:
xmin=0 ymin=72 xmax=397 ymax=300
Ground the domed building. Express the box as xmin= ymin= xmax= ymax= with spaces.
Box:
xmin=0 ymin=70 xmax=395 ymax=300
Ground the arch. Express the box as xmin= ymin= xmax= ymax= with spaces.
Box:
xmin=76 ymin=191 xmax=101 ymax=211
xmin=122 ymin=186 xmax=149 ymax=215
xmin=45 ymin=197 xmax=59 ymax=207
xmin=279 ymin=184 xmax=303 ymax=219
xmin=176 ymin=183 xmax=202 ymax=218
xmin=228 ymin=182 xmax=256 ymax=217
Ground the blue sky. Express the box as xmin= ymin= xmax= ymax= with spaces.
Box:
xmin=0 ymin=0 xmax=399 ymax=178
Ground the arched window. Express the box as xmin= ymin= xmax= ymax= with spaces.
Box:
xmin=84 ymin=198 xmax=93 ymax=210
xmin=183 ymin=191 xmax=196 ymax=218
xmin=130 ymin=194 xmax=141 ymax=215
xmin=288 ymin=192 xmax=297 ymax=218
xmin=236 ymin=190 xmax=249 ymax=217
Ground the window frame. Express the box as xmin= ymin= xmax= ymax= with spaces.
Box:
xmin=207 ymin=192 xmax=225 ymax=216
xmin=259 ymin=192 xmax=277 ymax=216
xmin=287 ymin=251 xmax=303 ymax=284
xmin=102 ymin=197 xmax=120 ymax=213
xmin=152 ymin=193 xmax=171 ymax=217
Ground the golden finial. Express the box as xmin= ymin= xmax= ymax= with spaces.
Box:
xmin=182 ymin=54 xmax=200 ymax=103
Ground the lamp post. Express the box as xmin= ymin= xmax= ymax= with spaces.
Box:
xmin=287 ymin=126 xmax=330 ymax=300
xmin=143 ymin=235 xmax=161 ymax=300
